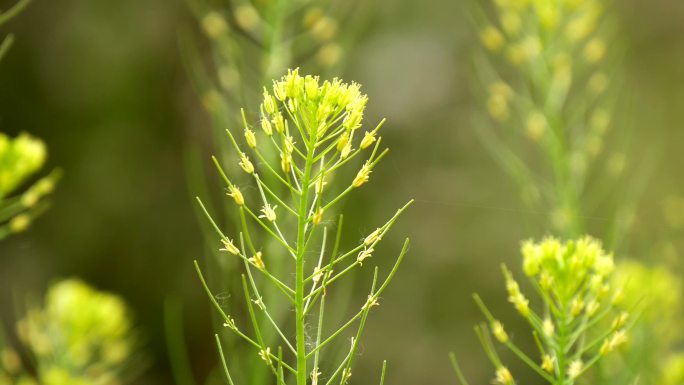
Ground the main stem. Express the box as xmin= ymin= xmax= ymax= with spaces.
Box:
xmin=296 ymin=135 xmax=315 ymax=385
xmin=556 ymin=304 xmax=569 ymax=385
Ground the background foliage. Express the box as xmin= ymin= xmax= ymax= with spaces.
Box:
xmin=1 ymin=0 xmax=683 ymax=384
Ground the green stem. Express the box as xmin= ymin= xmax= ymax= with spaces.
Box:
xmin=556 ymin=306 xmax=568 ymax=385
xmin=295 ymin=130 xmax=315 ymax=385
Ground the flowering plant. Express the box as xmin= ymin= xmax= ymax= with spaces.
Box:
xmin=452 ymin=236 xmax=630 ymax=385
xmin=196 ymin=69 xmax=412 ymax=385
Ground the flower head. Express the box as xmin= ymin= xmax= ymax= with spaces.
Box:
xmin=264 ymin=68 xmax=368 ymax=139
xmin=492 ymin=321 xmax=508 ymax=343
xmin=521 ymin=236 xmax=614 ymax=301
xmin=357 ymin=247 xmax=374 ymax=266
xmin=568 ymin=360 xmax=583 ymax=379
xmin=228 ymin=186 xmax=245 ymax=205
xmin=494 ymin=366 xmax=514 ymax=385
xmin=360 ymin=131 xmax=377 ymax=149
xmin=249 ymin=252 xmax=265 ymax=270
xmin=352 ymin=162 xmax=372 ymax=188
xmin=259 ymin=204 xmax=277 ymax=222
xmin=239 ymin=153 xmax=254 ymax=174
xmin=220 ymin=238 xmax=240 ymax=255
xmin=245 ymin=128 xmax=257 ymax=149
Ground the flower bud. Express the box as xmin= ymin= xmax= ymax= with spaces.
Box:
xmin=259 ymin=204 xmax=277 ymax=222
xmin=352 ymin=162 xmax=371 ymax=188
xmin=315 ymin=177 xmax=327 ymax=194
xmin=263 ymin=91 xmax=276 ymax=115
xmin=220 ymin=238 xmax=240 ymax=255
xmin=249 ymin=252 xmax=265 ymax=270
xmin=281 ymin=153 xmax=291 ymax=173
xmin=568 ymin=360 xmax=583 ymax=379
xmin=480 ymin=25 xmax=505 ymax=52
xmin=337 ymin=132 xmax=349 ymax=152
xmin=21 ymin=191 xmax=38 ymax=207
xmin=340 ymin=143 xmax=352 ymax=159
xmin=9 ymin=214 xmax=30 ymax=233
xmin=541 ymin=354 xmax=555 ymax=373
xmin=360 ymin=131 xmax=376 ymax=149
xmin=201 ymin=12 xmax=227 ymax=39
xmin=304 ymin=75 xmax=319 ymax=99
xmin=273 ymin=81 xmax=286 ymax=101
xmin=542 ymin=318 xmax=554 ymax=336
xmin=245 ymin=129 xmax=257 ymax=149
xmin=585 ymin=299 xmax=599 ymax=317
xmin=492 ymin=321 xmax=508 ymax=343
xmin=239 ymin=153 xmax=254 ymax=174
xmin=611 ymin=311 xmax=628 ymax=330
xmin=357 ymin=247 xmax=373 ymax=265
xmin=364 ymin=228 xmax=382 ymax=246
xmin=312 ymin=208 xmax=323 ymax=225
xmin=284 ymin=68 xmax=302 ymax=99
xmin=274 ymin=113 xmax=285 ymax=133
xmin=228 ymin=186 xmax=244 ymax=205
xmin=261 ymin=118 xmax=273 ymax=136
xmin=600 ymin=330 xmax=627 ymax=356
xmin=494 ymin=367 xmax=513 ymax=385
xmin=235 ymin=4 xmax=259 ymax=31
xmin=570 ymin=297 xmax=584 ymax=317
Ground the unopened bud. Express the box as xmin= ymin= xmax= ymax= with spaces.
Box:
xmin=352 ymin=162 xmax=371 ymax=188
xmin=360 ymin=131 xmax=376 ymax=149
xmin=220 ymin=238 xmax=240 ymax=255
xmin=492 ymin=321 xmax=508 ymax=343
xmin=245 ymin=129 xmax=257 ymax=149
xmin=228 ymin=186 xmax=244 ymax=205
xmin=239 ymin=153 xmax=254 ymax=174
xmin=312 ymin=208 xmax=323 ymax=225
xmin=261 ymin=118 xmax=273 ymax=136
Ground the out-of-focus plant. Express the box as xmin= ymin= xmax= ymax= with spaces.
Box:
xmin=593 ymin=261 xmax=684 ymax=385
xmin=0 ymin=0 xmax=60 ymax=241
xmin=187 ymin=0 xmax=359 ymax=122
xmin=195 ymin=69 xmax=411 ymax=385
xmin=0 ymin=132 xmax=59 ymax=240
xmin=0 ymin=0 xmax=31 ymax=61
xmin=470 ymin=0 xmax=639 ymax=242
xmin=0 ymin=279 xmax=141 ymax=385
xmin=451 ymin=236 xmax=631 ymax=385
xmin=462 ymin=2 xmax=683 ymax=384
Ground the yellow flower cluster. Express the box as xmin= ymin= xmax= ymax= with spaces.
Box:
xmin=15 ymin=279 xmax=136 ymax=384
xmin=261 ymin=68 xmax=368 ymax=142
xmin=242 ymin=68 xmax=381 ymax=190
xmin=482 ymin=0 xmax=604 ymax=58
xmin=0 ymin=133 xmax=46 ymax=197
xmin=521 ymin=236 xmax=614 ymax=301
xmin=474 ymin=236 xmax=628 ymax=385
xmin=478 ymin=0 xmax=612 ymax=160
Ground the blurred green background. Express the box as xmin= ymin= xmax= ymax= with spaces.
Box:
xmin=1 ymin=0 xmax=683 ymax=384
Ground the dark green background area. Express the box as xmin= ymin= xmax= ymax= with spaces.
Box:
xmin=1 ymin=0 xmax=683 ymax=384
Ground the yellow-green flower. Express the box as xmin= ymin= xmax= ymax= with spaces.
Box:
xmin=17 ymin=279 xmax=137 ymax=384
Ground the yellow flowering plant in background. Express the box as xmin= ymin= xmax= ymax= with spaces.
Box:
xmin=452 ymin=237 xmax=631 ymax=385
xmin=195 ymin=69 xmax=412 ymax=385
xmin=0 ymin=132 xmax=59 ymax=239
xmin=0 ymin=5 xmax=142 ymax=385
xmin=470 ymin=0 xmax=639 ymax=241
xmin=458 ymin=0 xmax=684 ymax=384
xmin=0 ymin=279 xmax=141 ymax=385
xmin=0 ymin=0 xmax=60 ymax=241
xmin=597 ymin=261 xmax=684 ymax=385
